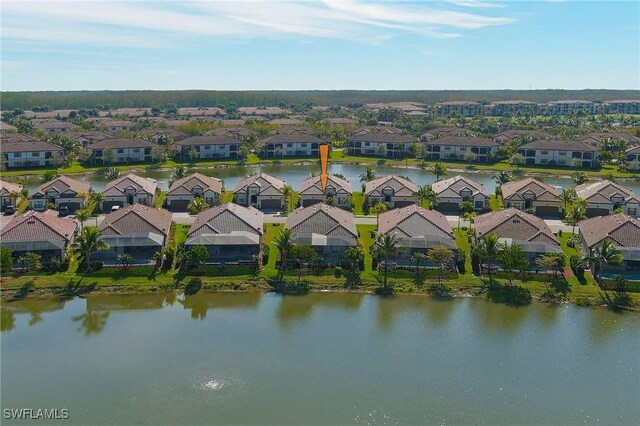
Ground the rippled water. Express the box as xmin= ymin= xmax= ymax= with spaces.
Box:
xmin=1 ymin=293 xmax=638 ymax=425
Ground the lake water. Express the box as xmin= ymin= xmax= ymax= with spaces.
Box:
xmin=2 ymin=293 xmax=639 ymax=425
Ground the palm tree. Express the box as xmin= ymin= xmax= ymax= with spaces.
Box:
xmin=8 ymin=190 xmax=22 ymax=208
xmin=431 ymin=162 xmax=448 ymax=181
xmin=187 ymin=197 xmax=209 ymax=215
xmin=424 ymin=185 xmax=439 ymax=210
xmin=344 ymin=246 xmax=364 ymax=274
xmin=88 ymin=191 xmax=105 ymax=213
xmin=73 ymin=227 xmax=109 ymax=273
xmin=478 ymin=233 xmax=501 ymax=278
xmin=565 ymin=205 xmax=585 ymax=235
xmin=170 ymin=165 xmax=187 ymax=185
xmin=105 ymin=167 xmax=121 ymax=181
xmin=41 ymin=170 xmax=58 ymax=183
xmin=74 ymin=209 xmax=90 ymax=229
xmin=411 ymin=251 xmax=428 ymax=271
xmin=359 ymin=166 xmax=376 ymax=183
xmin=427 ymin=246 xmax=454 ymax=289
xmin=560 ymin=188 xmax=576 ymax=212
xmin=413 ymin=185 xmax=431 ymax=207
xmin=572 ymin=171 xmax=590 ymax=186
xmin=281 ymin=184 xmax=294 ymax=212
xmin=493 ymin=171 xmax=512 ymax=186
xmin=274 ymin=228 xmax=295 ymax=283
xmin=372 ymin=232 xmax=404 ymax=290
xmin=586 ymin=240 xmax=623 ymax=282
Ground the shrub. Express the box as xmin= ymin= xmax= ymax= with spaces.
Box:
xmin=455 ymin=251 xmax=466 ymax=274
xmin=486 ymin=280 xmax=532 ymax=306
xmin=0 ymin=246 xmax=13 ymax=274
xmin=184 ymin=277 xmax=203 ymax=295
xmin=334 ymin=266 xmax=343 ymax=278
xmin=570 ymin=255 xmax=585 ymax=280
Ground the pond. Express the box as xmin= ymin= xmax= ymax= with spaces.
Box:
xmin=2 ymin=293 xmax=638 ymax=425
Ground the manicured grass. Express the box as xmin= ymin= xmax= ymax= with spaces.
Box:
xmin=220 ymin=191 xmax=235 ymax=204
xmin=357 ymin=224 xmax=377 ymax=274
xmin=454 ymin=228 xmax=473 ymax=274
xmin=352 ymin=192 xmax=365 ymax=215
xmin=154 ymin=191 xmax=166 ymax=208
xmin=259 ymin=223 xmax=284 ymax=277
xmin=489 ymin=195 xmax=502 ymax=211
xmin=558 ymin=232 xmax=597 ymax=287
xmin=173 ymin=224 xmax=189 ymax=246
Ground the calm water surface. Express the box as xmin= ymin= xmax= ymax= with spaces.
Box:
xmin=20 ymin=163 xmax=640 ymax=194
xmin=2 ymin=293 xmax=639 ymax=425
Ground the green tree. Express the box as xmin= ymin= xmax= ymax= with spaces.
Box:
xmin=170 ymin=165 xmax=188 ymax=185
xmin=291 ymin=244 xmax=318 ymax=284
xmin=493 ymin=171 xmax=512 ymax=187
xmin=116 ymin=253 xmax=135 ymax=271
xmin=572 ymin=171 xmax=590 ymax=185
xmin=188 ymin=197 xmax=209 ymax=215
xmin=535 ymin=255 xmax=564 ymax=287
xmin=477 ymin=233 xmax=502 ymax=278
xmin=74 ymin=209 xmax=91 ymax=229
xmin=509 ymin=153 xmax=525 ymax=170
xmin=565 ymin=205 xmax=585 ymax=235
xmin=560 ymin=188 xmax=576 ymax=212
xmin=427 ymin=246 xmax=454 ymax=288
xmin=413 ymin=185 xmax=431 ymax=207
xmin=17 ymin=252 xmax=42 ymax=272
xmin=411 ymin=251 xmax=428 ymax=272
xmin=73 ymin=227 xmax=109 ymax=273
xmin=372 ymin=232 xmax=404 ymax=290
xmin=274 ymin=228 xmax=295 ymax=283
xmin=424 ymin=185 xmax=439 ymax=210
xmin=105 ymin=167 xmax=121 ymax=181
xmin=41 ymin=170 xmax=58 ymax=183
xmin=431 ymin=162 xmax=448 ymax=181
xmin=101 ymin=148 xmax=114 ymax=165
xmin=188 ymin=245 xmax=209 ymax=268
xmin=498 ymin=242 xmax=530 ymax=285
xmin=586 ymin=240 xmax=623 ymax=281
xmin=359 ymin=166 xmax=376 ymax=183
xmin=0 ymin=246 xmax=13 ymax=274
xmin=344 ymin=246 xmax=364 ymax=274
xmin=281 ymin=184 xmax=295 ymax=213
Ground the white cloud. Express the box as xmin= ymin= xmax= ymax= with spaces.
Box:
xmin=446 ymin=0 xmax=505 ymax=8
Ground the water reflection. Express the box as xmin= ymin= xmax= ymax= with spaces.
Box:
xmin=179 ymin=292 xmax=263 ymax=320
xmin=423 ymin=296 xmax=458 ymax=327
xmin=471 ymin=298 xmax=530 ymax=334
xmin=1 ymin=297 xmax=67 ymax=332
xmin=85 ymin=293 xmax=167 ymax=311
xmin=72 ymin=311 xmax=110 ymax=336
xmin=276 ymin=293 xmax=364 ymax=327
xmin=375 ymin=295 xmax=428 ymax=329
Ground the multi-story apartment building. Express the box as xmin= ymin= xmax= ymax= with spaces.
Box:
xmin=85 ymin=138 xmax=156 ymax=164
xmin=32 ymin=119 xmax=76 ymax=134
xmin=517 ymin=140 xmax=599 ymax=168
xmin=602 ymin=100 xmax=640 ymax=115
xmin=347 ymin=126 xmax=417 ymax=157
xmin=260 ymin=128 xmax=326 ymax=158
xmin=176 ymin=135 xmax=241 ymax=160
xmin=547 ymin=100 xmax=597 ymax=115
xmin=424 ymin=136 xmax=499 ymax=163
xmin=433 ymin=101 xmax=485 ymax=117
xmin=1 ymin=138 xmax=64 ymax=168
xmin=488 ymin=100 xmax=538 ymax=116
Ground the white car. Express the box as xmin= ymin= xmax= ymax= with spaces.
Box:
xmin=111 ymin=205 xmax=121 ymax=212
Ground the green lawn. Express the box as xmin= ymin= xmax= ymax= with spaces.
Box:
xmin=489 ymin=195 xmax=502 ymax=211
xmin=220 ymin=191 xmax=234 ymax=204
xmin=352 ymin=192 xmax=365 ymax=215
xmin=259 ymin=223 xmax=284 ymax=277
xmin=454 ymin=228 xmax=473 ymax=274
xmin=154 ymin=191 xmax=167 ymax=208
xmin=173 ymin=223 xmax=189 ymax=246
xmin=357 ymin=224 xmax=377 ymax=274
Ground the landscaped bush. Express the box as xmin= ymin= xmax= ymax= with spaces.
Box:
xmin=455 ymin=251 xmax=466 ymax=274
xmin=570 ymin=255 xmax=585 ymax=280
xmin=184 ymin=277 xmax=202 ymax=295
xmin=486 ymin=280 xmax=532 ymax=306
xmin=566 ymin=236 xmax=580 ymax=248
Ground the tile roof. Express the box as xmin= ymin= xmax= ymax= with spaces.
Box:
xmin=234 ymin=172 xmax=285 ymax=195
xmin=136 ymin=128 xmax=188 ymax=141
xmin=579 ymin=213 xmax=640 ymax=248
xmin=519 ymin=139 xmax=598 ymax=151
xmin=0 ymin=179 xmax=23 ymax=197
xmin=501 ymin=178 xmax=561 ymax=203
xmin=177 ymin=107 xmax=226 ymax=116
xmin=431 ymin=175 xmax=489 ymax=198
xmin=286 ymin=203 xmax=357 ymax=239
xmin=349 ymin=126 xmax=416 ymax=143
xmin=86 ymin=138 xmax=155 ymax=149
xmin=65 ymin=131 xmax=112 ymax=143
xmin=365 ymin=175 xmax=419 ymax=197
xmin=102 ymin=174 xmax=157 ymax=197
xmin=167 ymin=173 xmax=222 ymax=196
xmin=299 ymin=174 xmax=352 ymax=195
xmin=176 ymin=135 xmax=240 ymax=146
xmin=188 ymin=203 xmax=264 ymax=237
xmin=0 ymin=210 xmax=77 ymax=243
xmin=1 ymin=138 xmax=63 ymax=153
xmin=205 ymin=127 xmax=255 ymax=140
xmin=0 ymin=133 xmax=38 ymax=143
xmin=474 ymin=208 xmax=559 ymax=245
xmin=268 ymin=118 xmax=304 ymax=125
xmin=262 ymin=130 xmax=326 ymax=144
xmin=319 ymin=118 xmax=356 ymax=125
xmin=425 ymin=136 xmax=498 ymax=147
xmin=98 ymin=204 xmax=171 ymax=237
xmin=378 ymin=205 xmax=453 ymax=239
xmin=575 ymin=180 xmax=640 ymax=204
xmin=626 ymin=146 xmax=640 ymax=155
xmin=32 ymin=119 xmax=75 ymax=129
xmin=238 ymin=106 xmax=289 ymax=115
xmin=576 ymin=132 xmax=640 ymax=144
xmin=492 ymin=130 xmax=552 ymax=140
xmin=32 ymin=175 xmax=91 ymax=198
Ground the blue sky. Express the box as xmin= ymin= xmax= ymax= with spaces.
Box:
xmin=1 ymin=1 xmax=638 ymax=91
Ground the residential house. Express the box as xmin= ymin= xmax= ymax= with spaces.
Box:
xmin=205 ymin=126 xmax=255 ymax=141
xmin=166 ymin=173 xmax=222 ymax=211
xmin=517 ymin=140 xmax=599 ymax=168
xmin=260 ymin=127 xmax=326 ymax=158
xmin=579 ymin=213 xmax=640 ymax=279
xmin=575 ymin=180 xmax=640 ymax=217
xmin=347 ymin=126 xmax=417 ymax=157
xmin=268 ymin=118 xmax=304 ymax=126
xmin=285 ymin=203 xmax=358 ymax=263
xmin=176 ymin=135 xmax=241 ymax=160
xmin=136 ymin=128 xmax=188 ymax=142
xmin=500 ymin=178 xmax=562 ymax=217
xmin=488 ymin=100 xmax=539 ymax=116
xmin=0 ymin=122 xmax=17 ymax=133
xmin=185 ymin=203 xmax=263 ymax=265
xmin=492 ymin=130 xmax=552 ymax=145
xmin=377 ymin=205 xmax=456 ymax=266
xmin=30 ymin=176 xmax=91 ymax=213
xmin=319 ymin=118 xmax=357 ymax=125
xmin=547 ymin=100 xmax=597 ymax=115
xmin=177 ymin=107 xmax=226 ymax=117
xmin=0 ymin=180 xmax=23 ymax=211
xmin=238 ymin=106 xmax=290 ymax=116
xmin=602 ymin=100 xmax=640 ymax=115
xmin=89 ymin=118 xmax=135 ymax=132
xmin=1 ymin=138 xmax=64 ymax=168
xmin=24 ymin=110 xmax=76 ymax=119
xmin=85 ymin=138 xmax=156 ymax=165
xmin=65 ymin=131 xmax=112 ymax=146
xmin=420 ymin=127 xmax=475 ymax=142
xmin=102 ymin=108 xmax=152 ymax=118
xmin=32 ymin=119 xmax=75 ymax=133
xmin=101 ymin=174 xmax=157 ymax=211
xmin=575 ymin=132 xmax=640 ymax=147
xmin=364 ymin=175 xmax=419 ymax=208
xmin=430 ymin=175 xmax=489 ymax=212
xmin=96 ymin=204 xmax=172 ymax=263
xmin=434 ymin=101 xmax=484 ymax=117
xmin=0 ymin=210 xmax=77 ymax=262
xmin=474 ymin=208 xmax=562 ymax=262
xmin=624 ymin=146 xmax=640 ymax=171
xmin=234 ymin=173 xmax=286 ymax=210
xmin=298 ymin=174 xmax=352 ymax=209
xmin=424 ymin=136 xmax=499 ymax=163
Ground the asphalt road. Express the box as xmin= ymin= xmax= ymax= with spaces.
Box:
xmin=0 ymin=211 xmax=573 ymax=233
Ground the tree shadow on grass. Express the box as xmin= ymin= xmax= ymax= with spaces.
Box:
xmin=12 ymin=280 xmax=36 ymax=299
xmin=482 ymin=278 xmax=532 ymax=307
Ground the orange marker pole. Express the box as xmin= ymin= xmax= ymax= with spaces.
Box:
xmin=319 ymin=144 xmax=329 ymax=192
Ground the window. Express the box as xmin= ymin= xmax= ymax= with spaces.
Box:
xmin=31 ymin=152 xmax=40 ymax=157
xmin=132 ymin=148 xmax=140 ymax=153
xmin=559 ymin=150 xmax=567 ymax=156
xmin=14 ymin=152 xmax=22 ymax=158
xmin=460 ymin=147 xmax=467 ymax=151
xmin=444 ymin=146 xmax=451 ymax=151
xmin=287 ymin=143 xmax=293 ymax=148
xmin=117 ymin=149 xmax=124 ymax=154
xmin=541 ymin=150 xmax=549 ymax=155
xmin=541 ymin=158 xmax=548 ymax=164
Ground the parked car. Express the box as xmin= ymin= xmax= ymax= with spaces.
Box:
xmin=4 ymin=205 xmax=15 ymax=215
xmin=58 ymin=206 xmax=70 ymax=216
xmin=111 ymin=205 xmax=121 ymax=212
